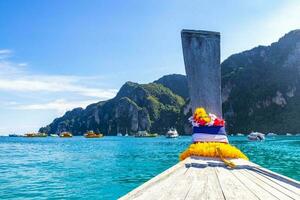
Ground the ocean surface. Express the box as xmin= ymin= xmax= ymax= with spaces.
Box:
xmin=0 ymin=135 xmax=299 ymax=199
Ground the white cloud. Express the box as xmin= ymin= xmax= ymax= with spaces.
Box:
xmin=0 ymin=58 xmax=117 ymax=99
xmin=0 ymin=50 xmax=118 ymax=118
xmin=0 ymin=60 xmax=27 ymax=75
xmin=0 ymin=77 xmax=117 ymax=98
xmin=0 ymin=49 xmax=13 ymax=59
xmin=15 ymin=99 xmax=97 ymax=114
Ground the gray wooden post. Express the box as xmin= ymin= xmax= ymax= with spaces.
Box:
xmin=181 ymin=29 xmax=222 ymax=117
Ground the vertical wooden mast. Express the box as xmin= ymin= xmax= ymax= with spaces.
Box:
xmin=181 ymin=29 xmax=222 ymax=117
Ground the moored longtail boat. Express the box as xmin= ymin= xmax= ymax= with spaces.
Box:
xmin=59 ymin=132 xmax=73 ymax=138
xmin=24 ymin=132 xmax=47 ymax=137
xmin=135 ymin=131 xmax=158 ymax=137
xmin=120 ymin=29 xmax=300 ymax=199
xmin=84 ymin=130 xmax=103 ymax=138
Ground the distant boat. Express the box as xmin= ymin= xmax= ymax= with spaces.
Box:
xmin=166 ymin=128 xmax=179 ymax=138
xmin=247 ymin=132 xmax=265 ymax=141
xmin=286 ymin=133 xmax=292 ymax=136
xmin=59 ymin=132 xmax=73 ymax=138
xmin=117 ymin=133 xmax=123 ymax=136
xmin=124 ymin=134 xmax=129 ymax=137
xmin=50 ymin=134 xmax=59 ymax=137
xmin=25 ymin=132 xmax=47 ymax=137
xmin=84 ymin=131 xmax=103 ymax=138
xmin=236 ymin=133 xmax=244 ymax=136
xmin=8 ymin=134 xmax=22 ymax=137
xmin=296 ymin=133 xmax=300 ymax=136
xmin=267 ymin=132 xmax=277 ymax=136
xmin=135 ymin=131 xmax=158 ymax=138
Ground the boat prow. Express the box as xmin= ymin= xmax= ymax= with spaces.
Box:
xmin=119 ymin=156 xmax=300 ymax=200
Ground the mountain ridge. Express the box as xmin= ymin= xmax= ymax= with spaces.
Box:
xmin=40 ymin=29 xmax=300 ymax=135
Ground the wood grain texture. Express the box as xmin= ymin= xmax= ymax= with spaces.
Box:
xmin=119 ymin=157 xmax=300 ymax=200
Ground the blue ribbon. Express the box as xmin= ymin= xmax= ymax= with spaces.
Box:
xmin=193 ymin=126 xmax=227 ymax=135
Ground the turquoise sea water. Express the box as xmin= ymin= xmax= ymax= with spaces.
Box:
xmin=0 ymin=136 xmax=299 ymax=199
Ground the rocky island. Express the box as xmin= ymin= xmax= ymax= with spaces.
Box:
xmin=40 ymin=29 xmax=300 ymax=135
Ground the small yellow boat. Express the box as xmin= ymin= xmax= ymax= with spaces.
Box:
xmin=84 ymin=131 xmax=103 ymax=138
xmin=59 ymin=132 xmax=73 ymax=138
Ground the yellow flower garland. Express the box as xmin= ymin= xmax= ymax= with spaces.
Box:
xmin=179 ymin=142 xmax=248 ymax=161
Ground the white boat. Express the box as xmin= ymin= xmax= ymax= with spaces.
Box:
xmin=236 ymin=133 xmax=244 ymax=136
xmin=286 ymin=133 xmax=292 ymax=136
xmin=124 ymin=134 xmax=129 ymax=137
xmin=166 ymin=128 xmax=179 ymax=138
xmin=267 ymin=132 xmax=277 ymax=136
xmin=50 ymin=134 xmax=59 ymax=137
xmin=247 ymin=132 xmax=265 ymax=141
xmin=135 ymin=131 xmax=158 ymax=137
xmin=117 ymin=133 xmax=123 ymax=136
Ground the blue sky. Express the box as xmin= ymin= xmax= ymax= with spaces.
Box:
xmin=1 ymin=0 xmax=300 ymax=134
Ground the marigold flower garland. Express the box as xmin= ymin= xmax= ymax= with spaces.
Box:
xmin=180 ymin=107 xmax=248 ymax=162
xmin=179 ymin=142 xmax=248 ymax=161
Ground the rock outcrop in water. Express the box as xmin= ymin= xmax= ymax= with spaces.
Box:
xmin=40 ymin=29 xmax=300 ymax=135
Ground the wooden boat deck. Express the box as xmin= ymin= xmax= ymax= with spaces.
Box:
xmin=119 ymin=156 xmax=300 ymax=200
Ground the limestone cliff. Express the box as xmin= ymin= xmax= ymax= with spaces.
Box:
xmin=222 ymin=29 xmax=300 ymax=133
xmin=40 ymin=82 xmax=185 ymax=135
xmin=40 ymin=29 xmax=300 ymax=135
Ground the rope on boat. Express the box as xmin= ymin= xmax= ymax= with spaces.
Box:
xmin=216 ymin=146 xmax=236 ymax=168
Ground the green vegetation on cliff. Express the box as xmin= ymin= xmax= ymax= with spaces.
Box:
xmin=40 ymin=29 xmax=300 ymax=135
xmin=40 ymin=82 xmax=185 ymax=135
xmin=222 ymin=30 xmax=300 ymax=133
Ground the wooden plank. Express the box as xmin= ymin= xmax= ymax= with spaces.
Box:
xmin=250 ymin=167 xmax=300 ymax=195
xmin=185 ymin=167 xmax=225 ymax=200
xmin=158 ymin=166 xmax=195 ymax=200
xmin=119 ymin=157 xmax=300 ymax=200
xmin=156 ymin=156 xmax=224 ymax=200
xmin=240 ymin=169 xmax=294 ymax=200
xmin=131 ymin=163 xmax=189 ymax=200
xmin=184 ymin=156 xmax=225 ymax=200
xmin=119 ymin=158 xmax=190 ymax=200
xmin=183 ymin=166 xmax=207 ymax=200
xmin=215 ymin=166 xmax=259 ymax=200
xmin=231 ymin=169 xmax=281 ymax=200
xmin=245 ymin=168 xmax=300 ymax=200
